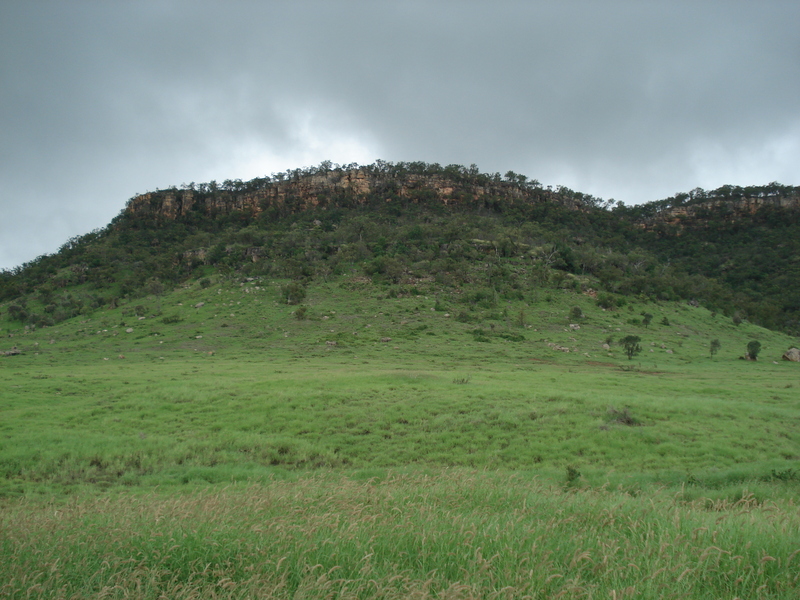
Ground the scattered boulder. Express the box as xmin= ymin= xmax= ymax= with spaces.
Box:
xmin=380 ymin=337 xmax=392 ymax=342
xmin=126 ymin=328 xmax=134 ymax=333
xmin=326 ymin=341 xmax=337 ymax=346
xmin=3 ymin=346 xmax=21 ymax=356
xmin=783 ymin=348 xmax=800 ymax=362
xmin=195 ymin=302 xmax=205 ymax=308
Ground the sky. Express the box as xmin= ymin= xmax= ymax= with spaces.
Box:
xmin=2 ymin=1 xmax=799 ymax=270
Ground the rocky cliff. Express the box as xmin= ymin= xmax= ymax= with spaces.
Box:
xmin=644 ymin=193 xmax=800 ymax=227
xmin=124 ymin=168 xmax=579 ymax=220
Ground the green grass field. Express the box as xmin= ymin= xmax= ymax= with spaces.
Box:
xmin=2 ymin=276 xmax=799 ymax=598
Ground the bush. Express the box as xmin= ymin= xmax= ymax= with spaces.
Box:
xmin=280 ymin=282 xmax=306 ymax=305
xmin=619 ymin=335 xmax=642 ymax=360
xmin=569 ymin=306 xmax=583 ymax=320
xmin=746 ymin=340 xmax=761 ymax=360
xmin=597 ymin=293 xmax=625 ymax=309
xmin=607 ymin=406 xmax=641 ymax=426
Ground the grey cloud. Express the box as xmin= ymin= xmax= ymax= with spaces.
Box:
xmin=2 ymin=1 xmax=799 ymax=269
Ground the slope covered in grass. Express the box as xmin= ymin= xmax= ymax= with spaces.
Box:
xmin=2 ymin=275 xmax=798 ymax=498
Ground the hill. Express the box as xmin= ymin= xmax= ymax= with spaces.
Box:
xmin=1 ymin=161 xmax=799 ymax=334
xmin=2 ymin=162 xmax=800 ymax=599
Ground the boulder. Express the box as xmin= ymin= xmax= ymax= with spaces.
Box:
xmin=782 ymin=348 xmax=800 ymax=362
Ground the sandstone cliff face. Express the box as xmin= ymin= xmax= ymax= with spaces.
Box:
xmin=124 ymin=169 xmax=561 ymax=220
xmin=646 ymin=194 xmax=800 ymax=227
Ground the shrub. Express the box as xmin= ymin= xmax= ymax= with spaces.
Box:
xmin=565 ymin=465 xmax=581 ymax=485
xmin=569 ymin=306 xmax=583 ymax=320
xmin=746 ymin=340 xmax=761 ymax=360
xmin=619 ymin=335 xmax=642 ymax=360
xmin=607 ymin=406 xmax=641 ymax=426
xmin=280 ymin=282 xmax=306 ymax=305
xmin=710 ymin=339 xmax=721 ymax=358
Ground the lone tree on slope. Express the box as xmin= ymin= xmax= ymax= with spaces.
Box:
xmin=620 ymin=335 xmax=642 ymax=360
xmin=746 ymin=340 xmax=761 ymax=361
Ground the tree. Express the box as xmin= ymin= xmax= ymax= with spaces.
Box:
xmin=280 ymin=282 xmax=306 ymax=305
xmin=147 ymin=278 xmax=165 ymax=313
xmin=642 ymin=313 xmax=653 ymax=328
xmin=710 ymin=339 xmax=721 ymax=359
xmin=620 ymin=335 xmax=642 ymax=360
xmin=746 ymin=340 xmax=761 ymax=361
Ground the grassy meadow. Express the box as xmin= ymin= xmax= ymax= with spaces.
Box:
xmin=2 ymin=275 xmax=800 ymax=598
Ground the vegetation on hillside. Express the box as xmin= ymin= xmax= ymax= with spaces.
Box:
xmin=2 ymin=162 xmax=799 ymax=599
xmin=1 ymin=162 xmax=799 ymax=336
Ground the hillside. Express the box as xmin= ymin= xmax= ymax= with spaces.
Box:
xmin=1 ymin=162 xmax=799 ymax=336
xmin=3 ymin=162 xmax=800 ymax=599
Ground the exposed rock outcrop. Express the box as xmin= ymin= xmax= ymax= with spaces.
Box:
xmin=643 ymin=194 xmax=800 ymax=229
xmin=124 ymin=168 xmax=576 ymax=220
xmin=783 ymin=348 xmax=800 ymax=362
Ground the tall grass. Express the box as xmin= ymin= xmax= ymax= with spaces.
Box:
xmin=2 ymin=471 xmax=799 ymax=599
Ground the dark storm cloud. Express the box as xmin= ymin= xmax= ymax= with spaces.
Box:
xmin=2 ymin=1 xmax=799 ymax=269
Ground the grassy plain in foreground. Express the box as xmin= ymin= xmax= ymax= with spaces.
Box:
xmin=2 ymin=472 xmax=799 ymax=599
xmin=2 ymin=277 xmax=799 ymax=598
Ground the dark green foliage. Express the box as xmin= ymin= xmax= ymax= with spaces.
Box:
xmin=747 ymin=340 xmax=761 ymax=360
xmin=569 ymin=306 xmax=583 ymax=321
xmin=660 ymin=317 xmax=670 ymax=326
xmin=607 ymin=406 xmax=641 ymax=426
xmin=710 ymin=339 xmax=721 ymax=358
xmin=620 ymin=335 xmax=642 ymax=360
xmin=280 ymin=282 xmax=306 ymax=305
xmin=565 ymin=465 xmax=581 ymax=485
xmin=642 ymin=313 xmax=653 ymax=328
xmin=597 ymin=293 xmax=626 ymax=310
xmin=1 ymin=161 xmax=798 ymax=336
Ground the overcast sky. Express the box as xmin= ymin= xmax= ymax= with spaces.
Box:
xmin=2 ymin=1 xmax=799 ymax=270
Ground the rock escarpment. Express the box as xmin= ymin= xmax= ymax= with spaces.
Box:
xmin=643 ymin=192 xmax=800 ymax=228
xmin=124 ymin=167 xmax=576 ymax=221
